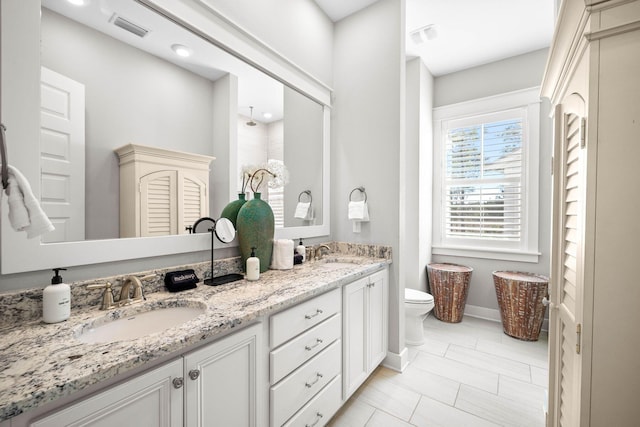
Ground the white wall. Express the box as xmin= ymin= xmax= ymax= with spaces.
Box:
xmin=200 ymin=0 xmax=334 ymax=86
xmin=211 ymin=73 xmax=238 ymax=218
xmin=283 ymin=86 xmax=324 ymax=227
xmin=332 ymin=0 xmax=406 ymax=358
xmin=405 ymin=58 xmax=434 ymax=294
xmin=431 ymin=49 xmax=553 ymax=316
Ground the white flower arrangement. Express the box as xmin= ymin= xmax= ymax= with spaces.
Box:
xmin=240 ymin=160 xmax=289 ymax=194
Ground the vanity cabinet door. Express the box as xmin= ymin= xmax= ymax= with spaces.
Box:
xmin=30 ymin=359 xmax=184 ymax=427
xmin=367 ymin=270 xmax=388 ymax=372
xmin=183 ymin=322 xmax=262 ymax=427
xmin=342 ymin=268 xmax=389 ymax=400
xmin=342 ymin=276 xmax=369 ymax=400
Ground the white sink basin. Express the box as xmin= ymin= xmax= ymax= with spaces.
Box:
xmin=76 ymin=303 xmax=206 ymax=344
xmin=315 ymin=261 xmax=359 ymax=271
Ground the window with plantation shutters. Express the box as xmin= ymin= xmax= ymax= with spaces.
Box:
xmin=433 ymin=88 xmax=541 ymax=262
xmin=445 ymin=112 xmax=523 ymax=241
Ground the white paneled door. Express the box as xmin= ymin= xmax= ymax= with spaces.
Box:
xmin=549 ymin=94 xmax=586 ymax=427
xmin=40 ymin=67 xmax=85 ymax=243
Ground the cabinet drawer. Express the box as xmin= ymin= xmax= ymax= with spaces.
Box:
xmin=271 ymin=314 xmax=341 ymax=384
xmin=282 ymin=375 xmax=342 ymax=427
xmin=270 ymin=288 xmax=341 ymax=348
xmin=270 ymin=340 xmax=341 ymax=426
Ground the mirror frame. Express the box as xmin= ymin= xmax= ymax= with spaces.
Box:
xmin=0 ymin=0 xmax=331 ymax=274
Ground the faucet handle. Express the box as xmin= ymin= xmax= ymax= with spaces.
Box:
xmin=87 ymin=282 xmax=115 ymax=310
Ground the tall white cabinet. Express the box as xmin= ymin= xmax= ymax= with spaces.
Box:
xmin=542 ymin=0 xmax=640 ymax=425
xmin=115 ymin=144 xmax=215 ymax=238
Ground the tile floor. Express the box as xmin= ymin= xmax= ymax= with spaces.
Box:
xmin=328 ymin=315 xmax=548 ymax=427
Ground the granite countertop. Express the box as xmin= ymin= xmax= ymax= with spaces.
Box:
xmin=0 ymin=255 xmax=390 ymax=422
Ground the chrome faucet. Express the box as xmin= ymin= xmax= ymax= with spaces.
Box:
xmin=315 ymin=244 xmax=332 ymax=261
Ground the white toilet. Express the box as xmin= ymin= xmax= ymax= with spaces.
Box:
xmin=405 ymin=288 xmax=435 ymax=346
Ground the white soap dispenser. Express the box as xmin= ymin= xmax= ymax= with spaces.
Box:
xmin=43 ymin=268 xmax=71 ymax=323
xmin=246 ymin=247 xmax=260 ymax=281
xmin=296 ymin=238 xmax=306 ymax=262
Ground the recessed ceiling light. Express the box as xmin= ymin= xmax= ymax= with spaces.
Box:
xmin=409 ymin=24 xmax=438 ymax=45
xmin=67 ymin=0 xmax=86 ymax=5
xmin=171 ymin=44 xmax=192 ymax=58
xmin=262 ymin=112 xmax=273 ymax=119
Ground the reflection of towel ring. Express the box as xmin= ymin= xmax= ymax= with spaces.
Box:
xmin=349 ymin=186 xmax=367 ymax=203
xmin=298 ymin=190 xmax=312 ymax=203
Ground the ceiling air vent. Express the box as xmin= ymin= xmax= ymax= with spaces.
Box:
xmin=111 ymin=14 xmax=149 ymax=38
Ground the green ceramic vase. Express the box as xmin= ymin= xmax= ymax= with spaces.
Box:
xmin=236 ymin=193 xmax=274 ymax=273
xmin=220 ymin=193 xmax=247 ymax=228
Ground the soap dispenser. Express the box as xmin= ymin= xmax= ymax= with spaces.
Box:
xmin=43 ymin=268 xmax=71 ymax=323
xmin=246 ymin=247 xmax=260 ymax=281
xmin=296 ymin=238 xmax=306 ymax=262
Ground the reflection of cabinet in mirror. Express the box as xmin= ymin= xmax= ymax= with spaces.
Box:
xmin=115 ymin=144 xmax=215 ymax=238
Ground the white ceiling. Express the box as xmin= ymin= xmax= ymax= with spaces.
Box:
xmin=315 ymin=0 xmax=556 ymax=76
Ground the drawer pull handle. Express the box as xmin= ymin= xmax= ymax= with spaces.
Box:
xmin=305 ymin=372 xmax=324 ymax=388
xmin=305 ymin=309 xmax=323 ymax=319
xmin=305 ymin=338 xmax=324 ymax=351
xmin=306 ymin=412 xmax=324 ymax=427
xmin=188 ymin=369 xmax=200 ymax=381
xmin=172 ymin=377 xmax=184 ymax=389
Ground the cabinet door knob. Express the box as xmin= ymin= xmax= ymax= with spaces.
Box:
xmin=305 ymin=372 xmax=323 ymax=388
xmin=305 ymin=338 xmax=324 ymax=351
xmin=188 ymin=369 xmax=200 ymax=381
xmin=305 ymin=412 xmax=324 ymax=427
xmin=305 ymin=308 xmax=323 ymax=319
xmin=172 ymin=377 xmax=184 ymax=389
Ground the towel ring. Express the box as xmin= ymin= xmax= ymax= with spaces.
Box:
xmin=349 ymin=186 xmax=367 ymax=203
xmin=298 ymin=190 xmax=312 ymax=203
xmin=0 ymin=124 xmax=8 ymax=190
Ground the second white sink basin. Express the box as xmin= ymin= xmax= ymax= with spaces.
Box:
xmin=76 ymin=302 xmax=206 ymax=344
xmin=315 ymin=261 xmax=359 ymax=271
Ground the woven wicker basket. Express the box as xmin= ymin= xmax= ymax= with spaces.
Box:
xmin=492 ymin=271 xmax=549 ymax=341
xmin=427 ymin=263 xmax=473 ymax=323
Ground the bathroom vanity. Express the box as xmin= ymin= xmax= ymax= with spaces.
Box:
xmin=0 ymin=251 xmax=390 ymax=427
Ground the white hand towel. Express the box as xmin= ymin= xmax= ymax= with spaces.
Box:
xmin=5 ymin=165 xmax=55 ymax=239
xmin=294 ymin=202 xmax=312 ymax=220
xmin=270 ymin=239 xmax=294 ymax=270
xmin=348 ymin=201 xmax=369 ymax=221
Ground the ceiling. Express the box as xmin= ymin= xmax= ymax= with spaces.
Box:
xmin=315 ymin=0 xmax=556 ymax=76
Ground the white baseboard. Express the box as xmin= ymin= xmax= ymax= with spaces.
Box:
xmin=464 ymin=304 xmax=549 ymax=332
xmin=382 ymin=347 xmax=409 ymax=372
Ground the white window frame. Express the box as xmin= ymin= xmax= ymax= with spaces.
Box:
xmin=432 ymin=87 xmax=541 ymax=263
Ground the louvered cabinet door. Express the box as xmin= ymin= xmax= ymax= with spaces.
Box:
xmin=549 ymin=94 xmax=586 ymax=427
xmin=140 ymin=170 xmax=178 ymax=237
xmin=178 ymin=172 xmax=209 ymax=233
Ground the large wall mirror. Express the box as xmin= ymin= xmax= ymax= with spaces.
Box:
xmin=0 ymin=0 xmax=331 ymax=274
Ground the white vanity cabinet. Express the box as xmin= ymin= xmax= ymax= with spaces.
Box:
xmin=115 ymin=144 xmax=215 ymax=238
xmin=269 ymin=288 xmax=343 ymax=427
xmin=343 ymin=269 xmax=388 ymax=399
xmin=30 ymin=323 xmax=262 ymax=427
xmin=31 ymin=359 xmax=184 ymax=427
xmin=184 ymin=322 xmax=262 ymax=427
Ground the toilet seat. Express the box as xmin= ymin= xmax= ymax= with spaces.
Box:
xmin=405 ymin=288 xmax=433 ymax=304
